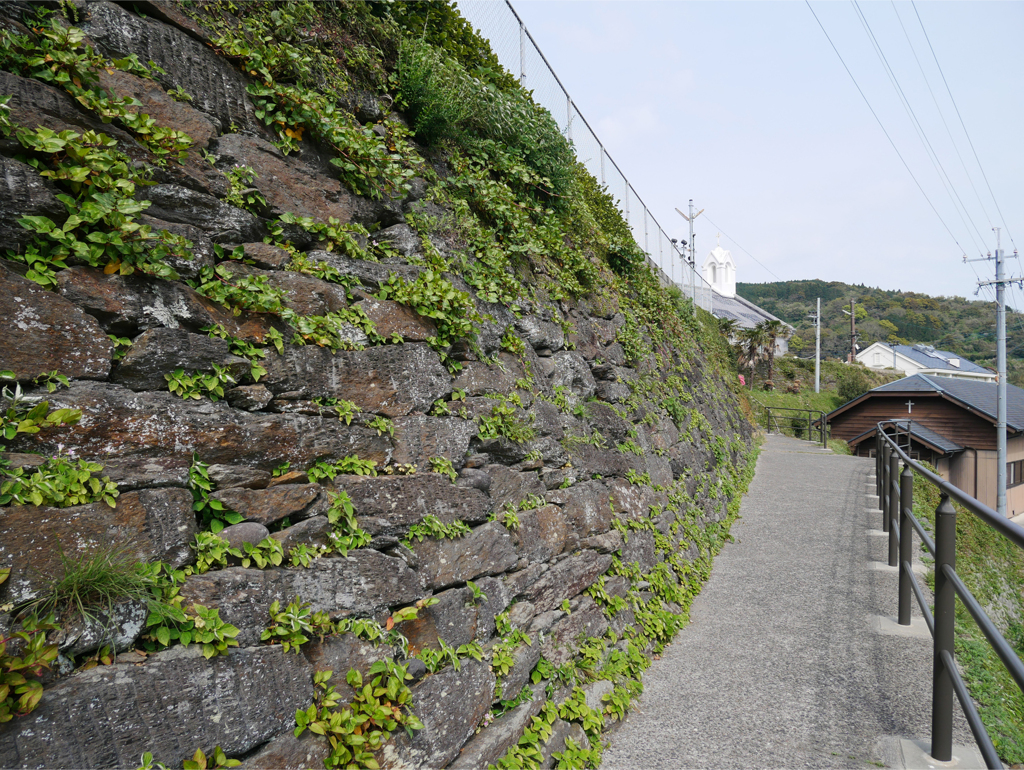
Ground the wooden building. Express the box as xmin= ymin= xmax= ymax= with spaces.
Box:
xmin=825 ymin=374 xmax=1024 ymax=516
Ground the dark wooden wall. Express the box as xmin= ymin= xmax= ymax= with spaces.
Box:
xmin=830 ymin=394 xmax=998 ymax=450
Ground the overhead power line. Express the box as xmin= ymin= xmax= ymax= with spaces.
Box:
xmin=890 ymin=1 xmax=995 ymax=242
xmin=851 ymin=1 xmax=987 ymax=256
xmin=700 ymin=215 xmax=783 ymax=282
xmin=805 ymin=1 xmax=969 ymax=259
xmin=912 ymin=1 xmax=1017 ymax=251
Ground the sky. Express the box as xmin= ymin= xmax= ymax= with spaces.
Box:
xmin=457 ymin=0 xmax=1024 ymax=306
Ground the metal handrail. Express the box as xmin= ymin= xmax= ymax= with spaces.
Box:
xmin=875 ymin=421 xmax=1024 ymax=768
xmin=752 ymin=401 xmax=829 ymax=449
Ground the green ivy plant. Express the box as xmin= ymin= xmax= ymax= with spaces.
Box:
xmin=294 ymin=663 xmax=424 ymax=770
xmin=403 ymin=514 xmax=471 ymax=546
xmin=0 ymin=449 xmax=118 ymax=508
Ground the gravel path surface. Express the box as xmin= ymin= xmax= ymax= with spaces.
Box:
xmin=601 ymin=434 xmax=975 ymax=769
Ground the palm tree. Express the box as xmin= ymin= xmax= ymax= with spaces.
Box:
xmin=758 ymin=320 xmax=790 ymax=384
xmin=736 ymin=324 xmax=769 ymax=380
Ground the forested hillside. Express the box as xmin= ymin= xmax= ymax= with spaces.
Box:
xmin=738 ymin=279 xmax=1024 ymax=382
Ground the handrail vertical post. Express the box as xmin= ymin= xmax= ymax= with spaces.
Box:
xmin=807 ymin=410 xmax=812 ymax=444
xmin=931 ymin=494 xmax=956 ymax=762
xmin=898 ymin=464 xmax=913 ymax=623
xmin=888 ymin=450 xmax=899 ymax=562
xmin=822 ymin=413 xmax=827 ymax=449
xmin=881 ymin=442 xmax=890 ymax=524
xmin=876 ymin=434 xmax=881 ymax=499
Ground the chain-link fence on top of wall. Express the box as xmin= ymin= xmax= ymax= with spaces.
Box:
xmin=456 ymin=0 xmax=714 ymax=312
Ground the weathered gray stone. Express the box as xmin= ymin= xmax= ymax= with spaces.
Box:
xmin=0 ymin=645 xmax=312 ymax=770
xmin=305 ymin=633 xmax=393 ymax=678
xmin=372 ymin=224 xmax=421 ymax=256
xmin=11 ymin=381 xmax=393 ymax=471
xmin=473 ymin=575 xmax=511 ymax=643
xmin=242 ymin=242 xmax=292 ymax=270
xmin=548 ymin=351 xmax=597 ymax=401
xmin=568 ymin=444 xmax=638 ymax=481
xmin=538 ymin=597 xmax=608 ymax=667
xmin=579 ymin=530 xmax=624 ymax=554
xmin=57 ymin=267 xmax=276 ymax=340
xmin=514 ymin=315 xmax=564 ymax=352
xmin=99 ymin=455 xmax=192 ymax=491
xmin=142 ymin=184 xmax=263 ymax=243
xmin=0 ymin=264 xmax=114 ymax=381
xmin=585 ymin=402 xmax=633 ymax=445
xmin=207 ymin=464 xmax=272 ymax=490
xmin=59 ymin=597 xmax=149 ymax=658
xmin=212 ymin=132 xmax=391 ymax=227
xmin=217 ymin=262 xmax=349 ymax=318
xmin=137 ymin=214 xmax=217 ymax=281
xmin=225 ymin=384 xmax=274 ymax=411
xmin=241 ymin=731 xmax=330 ymax=770
xmin=390 ymin=415 xmax=477 ymax=470
xmin=355 ymin=297 xmax=436 ymax=342
xmin=403 ymin=586 xmax=478 ymax=653
xmin=539 ymin=718 xmax=586 ymax=769
xmin=0 ymin=488 xmax=196 ymax=605
xmin=485 ymin=464 xmax=547 ymax=514
xmin=0 ymin=156 xmax=65 ymax=254
xmin=211 ymin=483 xmax=323 ymax=526
xmin=95 ymin=67 xmax=223 ymax=186
xmin=270 ymin=516 xmax=332 ymax=552
xmin=412 ymin=522 xmax=518 ymax=590
xmin=179 ymin=551 xmax=424 ymax=646
xmin=518 ymin=551 xmax=613 ymax=612
xmin=306 ymin=251 xmax=424 ymax=291
xmin=380 ymin=659 xmax=495 ymax=770
xmin=263 ymin=343 xmax=451 ymax=418
xmin=583 ymin=678 xmax=614 ymax=713
xmin=498 ymin=641 xmax=542 ymax=703
xmin=220 ymin=521 xmax=270 ymax=551
xmin=112 ymin=327 xmax=249 ymax=391
xmin=450 ymin=693 xmax=544 ymax=769
xmin=333 ymin=473 xmax=489 ymax=537
xmin=452 ymin=353 xmax=523 ymax=396
xmin=546 ymin=480 xmax=613 ymax=542
xmin=606 ymin=478 xmax=656 ymax=522
xmin=0 ymin=70 xmax=142 ymax=154
xmin=594 ymin=380 xmax=631 ymax=403
xmin=512 ymin=505 xmax=568 ymax=563
xmin=506 ymin=601 xmax=536 ymax=631
xmin=455 ymin=467 xmax=491 ymax=494
xmin=82 ymin=0 xmax=264 ymax=135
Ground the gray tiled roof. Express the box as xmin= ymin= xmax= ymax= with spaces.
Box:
xmin=871 ymin=374 xmax=1024 ymax=431
xmin=886 ymin=420 xmax=964 ymax=453
xmin=711 ymin=291 xmax=786 ymax=329
xmin=890 ymin=344 xmax=991 ymax=374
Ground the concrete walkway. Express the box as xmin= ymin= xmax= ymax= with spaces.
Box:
xmin=602 ymin=434 xmax=978 ymax=770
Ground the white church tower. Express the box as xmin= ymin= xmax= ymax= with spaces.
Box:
xmin=702 ymin=236 xmax=737 ymax=298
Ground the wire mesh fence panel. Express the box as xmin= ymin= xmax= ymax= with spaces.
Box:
xmin=455 ymin=1 xmax=713 ymax=312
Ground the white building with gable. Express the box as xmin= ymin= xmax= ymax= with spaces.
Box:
xmin=702 ymin=238 xmax=789 ymax=354
xmin=703 ymin=243 xmax=737 ymax=298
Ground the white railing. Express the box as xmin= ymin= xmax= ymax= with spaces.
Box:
xmin=457 ymin=0 xmax=714 ymax=312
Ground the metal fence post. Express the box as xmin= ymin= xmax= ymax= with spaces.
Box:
xmin=881 ymin=442 xmax=890 ymax=522
xmin=822 ymin=414 xmax=828 ymax=449
xmin=898 ymin=463 xmax=914 ymax=624
xmin=888 ymin=450 xmax=899 ymax=561
xmin=876 ymin=433 xmax=881 ymax=499
xmin=931 ymin=494 xmax=956 ymax=762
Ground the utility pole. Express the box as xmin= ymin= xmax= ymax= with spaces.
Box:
xmin=676 ymin=202 xmax=704 ymax=305
xmin=970 ymin=227 xmax=1021 ymax=518
xmin=850 ymin=299 xmax=857 ymax=364
xmin=806 ymin=298 xmax=821 ymax=393
xmin=815 ymin=298 xmax=822 ymax=393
